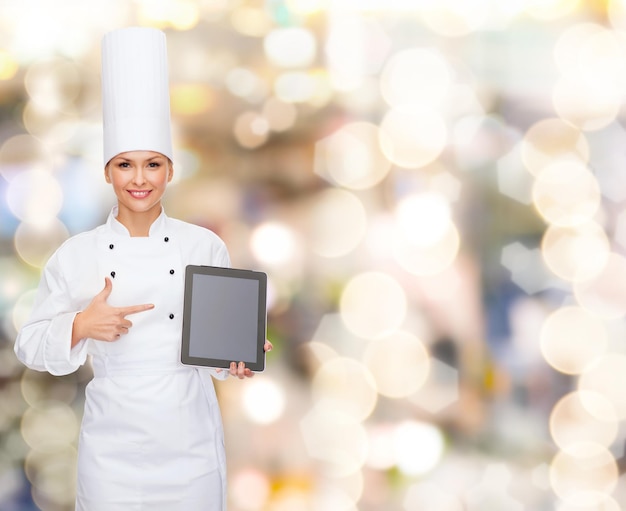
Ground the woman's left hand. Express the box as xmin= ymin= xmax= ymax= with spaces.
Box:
xmin=229 ymin=340 xmax=273 ymax=379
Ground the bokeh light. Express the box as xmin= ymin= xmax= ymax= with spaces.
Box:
xmin=300 ymin=408 xmax=369 ymax=478
xmin=363 ymin=330 xmax=430 ymax=398
xmin=241 ymin=377 xmax=286 ymax=425
xmin=532 ymin=159 xmax=601 ymax=227
xmin=379 ymin=106 xmax=447 ymax=169
xmin=520 ymin=118 xmax=589 ymax=177
xmin=308 ymin=188 xmax=367 ymax=257
xmin=393 ymin=420 xmax=445 ymax=477
xmin=549 ymin=391 xmax=618 ymax=454
xmin=380 ymin=48 xmax=451 ymax=108
xmin=403 ymin=481 xmax=463 ymax=511
xmin=578 ymin=354 xmax=626 ymax=419
xmin=573 ymin=253 xmax=626 ymax=319
xmin=264 ymin=27 xmax=317 ymax=69
xmin=539 ymin=306 xmax=607 ymax=375
xmin=549 ymin=444 xmax=618 ymax=506
xmin=313 ymin=121 xmax=392 ymax=190
xmin=250 ymin=222 xmax=300 ymax=267
xmin=14 ymin=219 xmax=69 ymax=268
xmin=541 ymin=221 xmax=610 ymax=283
xmin=311 ymin=357 xmax=377 ymax=421
xmin=339 ymin=272 xmax=407 ymax=340
xmin=6 ymin=169 xmax=64 ymax=226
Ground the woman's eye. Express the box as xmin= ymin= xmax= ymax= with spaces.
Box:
xmin=148 ymin=162 xmax=160 ymax=167
xmin=119 ymin=162 xmax=130 ymax=168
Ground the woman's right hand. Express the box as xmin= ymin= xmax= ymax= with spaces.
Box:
xmin=71 ymin=277 xmax=154 ymax=347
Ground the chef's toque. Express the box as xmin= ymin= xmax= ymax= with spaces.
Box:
xmin=101 ymin=27 xmax=173 ymax=164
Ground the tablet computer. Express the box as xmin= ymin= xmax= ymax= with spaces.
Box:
xmin=181 ymin=265 xmax=267 ymax=372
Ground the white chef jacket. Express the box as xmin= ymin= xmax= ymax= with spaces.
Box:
xmin=15 ymin=207 xmax=231 ymax=511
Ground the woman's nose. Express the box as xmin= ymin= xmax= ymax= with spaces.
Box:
xmin=132 ymin=168 xmax=146 ymax=185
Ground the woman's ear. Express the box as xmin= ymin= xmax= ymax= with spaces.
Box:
xmin=104 ymin=165 xmax=111 ymax=184
xmin=167 ymin=160 xmax=174 ymax=182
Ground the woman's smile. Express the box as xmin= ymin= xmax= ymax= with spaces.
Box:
xmin=128 ymin=190 xmax=152 ymax=199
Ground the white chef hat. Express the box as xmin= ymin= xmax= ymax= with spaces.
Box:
xmin=101 ymin=27 xmax=173 ymax=164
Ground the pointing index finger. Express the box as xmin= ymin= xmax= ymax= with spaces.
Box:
xmin=118 ymin=303 xmax=155 ymax=316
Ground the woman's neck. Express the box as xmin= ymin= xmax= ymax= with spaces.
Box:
xmin=115 ymin=205 xmax=161 ymax=237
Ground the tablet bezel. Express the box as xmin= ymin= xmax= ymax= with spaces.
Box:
xmin=181 ymin=265 xmax=267 ymax=372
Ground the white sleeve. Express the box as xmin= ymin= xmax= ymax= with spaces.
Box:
xmin=14 ymin=255 xmax=89 ymax=376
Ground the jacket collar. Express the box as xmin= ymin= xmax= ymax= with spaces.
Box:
xmin=106 ymin=205 xmax=168 ymax=237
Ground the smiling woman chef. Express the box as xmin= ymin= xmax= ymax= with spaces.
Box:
xmin=14 ymin=27 xmax=271 ymax=511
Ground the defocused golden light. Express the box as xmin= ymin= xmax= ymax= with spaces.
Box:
xmin=578 ymin=354 xmax=626 ymax=419
xmin=6 ymin=169 xmax=63 ymax=226
xmin=549 ymin=391 xmax=618 ymax=455
xmin=230 ymin=6 xmax=272 ymax=37
xmin=326 ymin=471 xmax=363 ymax=509
xmin=363 ymin=331 xmax=430 ymax=398
xmin=262 ymin=97 xmax=297 ymax=132
xmin=380 ymin=48 xmax=451 ymax=108
xmin=242 ymin=377 xmax=286 ymax=425
xmin=20 ymin=370 xmax=78 ymax=408
xmin=556 ymin=495 xmax=621 ymax=511
xmin=539 ymin=306 xmax=607 ymax=375
xmin=525 ymin=0 xmax=580 ymax=20
xmin=311 ymin=357 xmax=377 ymax=421
xmin=12 ymin=289 xmax=37 ymax=333
xmin=264 ymin=27 xmax=317 ymax=68
xmin=554 ymin=23 xmax=602 ymax=72
xmin=403 ymin=481 xmax=463 ymax=511
xmin=313 ymin=121 xmax=392 ymax=190
xmin=269 ymin=488 xmax=311 ymax=511
xmin=552 ymin=74 xmax=620 ymax=131
xmin=23 ymin=103 xmax=79 ymax=144
xmin=0 ymin=134 xmax=52 ymax=181
xmin=609 ymin=0 xmax=626 ymax=30
xmin=540 ymin=221 xmax=610 ymax=282
xmin=137 ymin=0 xmax=199 ymax=30
xmin=274 ymin=71 xmax=317 ymax=103
xmin=393 ymin=220 xmax=460 ymax=276
xmin=396 ymin=193 xmax=452 ymax=246
xmin=379 ymin=106 xmax=447 ymax=169
xmin=574 ymin=253 xmax=626 ymax=319
xmin=231 ymin=467 xmax=271 ymax=511
xmin=325 ymin=17 xmax=392 ymax=81
xmin=532 ymin=160 xmax=600 ymax=227
xmin=339 ymin=272 xmax=407 ymax=340
xmin=21 ymin=401 xmax=78 ymax=453
xmin=306 ymin=341 xmax=340 ymax=367
xmin=300 ymin=407 xmax=369 ymax=477
xmin=0 ymin=50 xmax=19 ymax=80
xmin=577 ymin=29 xmax=626 ymax=83
xmin=14 ymin=219 xmax=69 ymax=269
xmin=233 ymin=111 xmax=270 ymax=149
xmin=549 ymin=444 xmax=618 ymax=506
xmin=170 ymin=83 xmax=214 ymax=115
xmin=420 ymin=1 xmax=490 ymax=37
xmin=365 ymin=423 xmax=395 ymax=470
xmin=393 ymin=420 xmax=445 ymax=476
xmin=309 ymin=188 xmax=367 ymax=258
xmin=250 ymin=222 xmax=300 ymax=266
xmin=520 ymin=118 xmax=589 ymax=177
xmin=25 ymin=446 xmax=77 ymax=508
xmin=24 ymin=58 xmax=81 ymax=114
xmin=286 ymin=0 xmax=328 ymax=14
xmin=409 ymin=358 xmax=460 ymax=413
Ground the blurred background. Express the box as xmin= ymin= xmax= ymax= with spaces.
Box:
xmin=2 ymin=0 xmax=626 ymax=509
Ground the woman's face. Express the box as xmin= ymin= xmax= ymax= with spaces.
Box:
xmin=105 ymin=150 xmax=173 ymax=219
